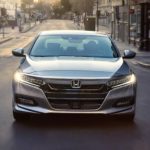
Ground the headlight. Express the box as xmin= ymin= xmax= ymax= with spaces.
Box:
xmin=14 ymin=72 xmax=44 ymax=86
xmin=107 ymin=74 xmax=136 ymax=88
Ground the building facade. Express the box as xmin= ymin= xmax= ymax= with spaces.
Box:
xmin=93 ymin=0 xmax=112 ymax=29
xmin=112 ymin=0 xmax=129 ymax=43
xmin=129 ymin=0 xmax=150 ymax=50
xmin=0 ymin=0 xmax=21 ymax=18
xmin=112 ymin=0 xmax=150 ymax=50
xmin=94 ymin=0 xmax=150 ymax=51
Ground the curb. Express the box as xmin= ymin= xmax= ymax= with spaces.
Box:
xmin=0 ymin=37 xmax=13 ymax=44
xmin=0 ymin=23 xmax=37 ymax=44
xmin=136 ymin=61 xmax=150 ymax=69
xmin=21 ymin=23 xmax=37 ymax=33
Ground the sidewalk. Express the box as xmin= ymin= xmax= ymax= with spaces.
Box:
xmin=97 ymin=25 xmax=150 ymax=68
xmin=114 ymin=40 xmax=150 ymax=68
xmin=0 ymin=21 xmax=37 ymax=44
xmin=0 ymin=26 xmax=18 ymax=44
xmin=21 ymin=22 xmax=37 ymax=33
xmin=73 ymin=22 xmax=150 ymax=68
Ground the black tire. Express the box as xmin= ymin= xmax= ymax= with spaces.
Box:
xmin=13 ymin=111 xmax=30 ymax=122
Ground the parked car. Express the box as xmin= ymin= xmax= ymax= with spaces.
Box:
xmin=12 ymin=30 xmax=137 ymax=121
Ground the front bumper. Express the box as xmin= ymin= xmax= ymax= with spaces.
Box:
xmin=12 ymin=81 xmax=136 ymax=115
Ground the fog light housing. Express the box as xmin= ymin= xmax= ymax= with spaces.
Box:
xmin=16 ymin=98 xmax=37 ymax=106
xmin=115 ymin=98 xmax=134 ymax=107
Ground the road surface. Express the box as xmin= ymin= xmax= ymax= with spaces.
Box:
xmin=0 ymin=20 xmax=150 ymax=150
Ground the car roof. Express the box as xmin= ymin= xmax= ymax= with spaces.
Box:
xmin=39 ymin=30 xmax=108 ymax=37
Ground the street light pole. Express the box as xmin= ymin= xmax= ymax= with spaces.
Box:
xmin=15 ymin=3 xmax=17 ymax=20
xmin=0 ymin=0 xmax=6 ymax=38
xmin=2 ymin=17 xmax=5 ymax=38
xmin=96 ymin=0 xmax=99 ymax=31
xmin=128 ymin=0 xmax=130 ymax=44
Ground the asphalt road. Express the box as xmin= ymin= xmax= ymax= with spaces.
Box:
xmin=0 ymin=20 xmax=150 ymax=150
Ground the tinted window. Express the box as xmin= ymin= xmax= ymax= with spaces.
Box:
xmin=30 ymin=35 xmax=118 ymax=58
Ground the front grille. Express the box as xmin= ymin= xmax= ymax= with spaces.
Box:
xmin=41 ymin=80 xmax=108 ymax=110
xmin=50 ymin=100 xmax=103 ymax=110
xmin=50 ymin=83 xmax=104 ymax=91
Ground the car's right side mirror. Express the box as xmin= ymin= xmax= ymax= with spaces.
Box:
xmin=123 ymin=50 xmax=136 ymax=59
xmin=12 ymin=48 xmax=25 ymax=57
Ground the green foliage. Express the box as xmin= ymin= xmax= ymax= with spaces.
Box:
xmin=21 ymin=0 xmax=34 ymax=11
xmin=34 ymin=1 xmax=52 ymax=15
xmin=21 ymin=0 xmax=33 ymax=5
xmin=52 ymin=3 xmax=64 ymax=17
xmin=51 ymin=0 xmax=72 ymax=17
xmin=61 ymin=0 xmax=72 ymax=12
xmin=69 ymin=0 xmax=94 ymax=15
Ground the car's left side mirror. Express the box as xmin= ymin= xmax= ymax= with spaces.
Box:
xmin=12 ymin=48 xmax=25 ymax=57
xmin=123 ymin=50 xmax=136 ymax=59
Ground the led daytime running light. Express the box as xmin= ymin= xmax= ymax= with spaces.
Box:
xmin=107 ymin=74 xmax=136 ymax=88
xmin=14 ymin=72 xmax=44 ymax=86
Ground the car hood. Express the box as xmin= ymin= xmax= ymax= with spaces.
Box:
xmin=20 ymin=56 xmax=128 ymax=79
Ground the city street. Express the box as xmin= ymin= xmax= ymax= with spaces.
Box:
xmin=0 ymin=20 xmax=150 ymax=150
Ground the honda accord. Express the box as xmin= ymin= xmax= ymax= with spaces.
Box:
xmin=12 ymin=30 xmax=137 ymax=121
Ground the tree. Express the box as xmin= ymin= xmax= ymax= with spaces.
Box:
xmin=21 ymin=0 xmax=34 ymax=13
xmin=51 ymin=0 xmax=72 ymax=18
xmin=69 ymin=0 xmax=94 ymax=15
xmin=52 ymin=2 xmax=65 ymax=18
xmin=61 ymin=0 xmax=72 ymax=12
xmin=22 ymin=0 xmax=33 ymax=4
xmin=34 ymin=1 xmax=52 ymax=18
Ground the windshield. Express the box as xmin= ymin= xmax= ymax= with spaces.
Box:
xmin=30 ymin=35 xmax=119 ymax=58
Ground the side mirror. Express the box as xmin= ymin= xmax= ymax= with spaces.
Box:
xmin=123 ymin=50 xmax=136 ymax=59
xmin=12 ymin=48 xmax=25 ymax=57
